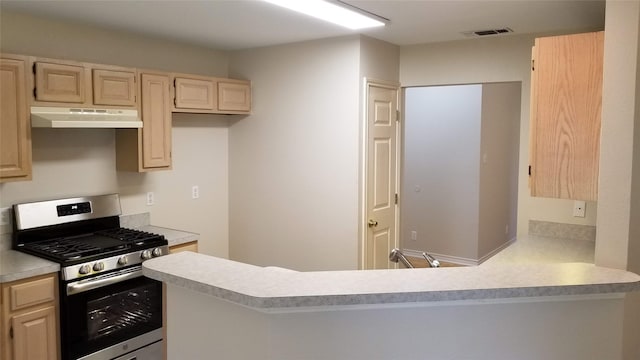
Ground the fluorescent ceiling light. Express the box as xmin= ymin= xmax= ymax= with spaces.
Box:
xmin=264 ymin=0 xmax=385 ymax=30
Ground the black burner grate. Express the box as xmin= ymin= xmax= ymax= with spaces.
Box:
xmin=95 ymin=228 xmax=163 ymax=244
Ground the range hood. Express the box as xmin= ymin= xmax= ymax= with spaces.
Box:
xmin=31 ymin=106 xmax=143 ymax=128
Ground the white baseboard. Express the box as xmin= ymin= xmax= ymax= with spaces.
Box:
xmin=403 ymin=237 xmax=517 ymax=267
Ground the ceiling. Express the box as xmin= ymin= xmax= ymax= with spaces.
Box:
xmin=1 ymin=0 xmax=605 ymax=51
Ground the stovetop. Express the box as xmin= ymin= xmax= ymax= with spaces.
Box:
xmin=17 ymin=227 xmax=167 ymax=266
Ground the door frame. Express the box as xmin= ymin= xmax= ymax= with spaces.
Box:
xmin=359 ymin=78 xmax=402 ymax=269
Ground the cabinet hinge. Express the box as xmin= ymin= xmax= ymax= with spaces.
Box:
xmin=32 ymin=62 xmax=36 ymax=74
xmin=396 ymin=110 xmax=400 ymax=122
xmin=395 ymin=193 xmax=398 ymax=204
xmin=528 ymin=165 xmax=532 ymax=176
xmin=531 ymin=59 xmax=535 ymax=71
xmin=9 ymin=326 xmax=13 ymax=339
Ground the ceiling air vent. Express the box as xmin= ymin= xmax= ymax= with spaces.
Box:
xmin=462 ymin=28 xmax=514 ymax=37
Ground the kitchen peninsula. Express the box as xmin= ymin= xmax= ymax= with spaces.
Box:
xmin=144 ymin=251 xmax=640 ymax=360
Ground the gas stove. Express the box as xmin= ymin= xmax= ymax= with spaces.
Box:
xmin=13 ymin=194 xmax=168 ymax=280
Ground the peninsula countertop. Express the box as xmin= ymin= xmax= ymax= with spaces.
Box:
xmin=143 ymin=249 xmax=640 ymax=312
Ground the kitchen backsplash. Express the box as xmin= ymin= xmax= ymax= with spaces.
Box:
xmin=529 ymin=220 xmax=596 ymax=242
xmin=119 ymin=212 xmax=150 ymax=229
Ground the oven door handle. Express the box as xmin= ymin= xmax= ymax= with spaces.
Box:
xmin=66 ymin=267 xmax=143 ymax=295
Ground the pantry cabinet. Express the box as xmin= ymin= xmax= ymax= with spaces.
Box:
xmin=31 ymin=57 xmax=137 ymax=109
xmin=529 ymin=31 xmax=604 ymax=201
xmin=116 ymin=71 xmax=172 ymax=172
xmin=0 ymin=54 xmax=32 ymax=183
xmin=1 ymin=273 xmax=59 ymax=360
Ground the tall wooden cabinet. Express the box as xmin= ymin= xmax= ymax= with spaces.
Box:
xmin=0 ymin=54 xmax=32 ymax=183
xmin=1 ymin=273 xmax=59 ymax=360
xmin=529 ymin=31 xmax=604 ymax=201
xmin=116 ymin=71 xmax=172 ymax=171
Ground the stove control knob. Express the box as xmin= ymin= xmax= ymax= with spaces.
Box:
xmin=141 ymin=250 xmax=152 ymax=260
xmin=117 ymin=256 xmax=128 ymax=266
xmin=93 ymin=262 xmax=105 ymax=272
xmin=152 ymin=248 xmax=163 ymax=257
xmin=78 ymin=264 xmax=91 ymax=275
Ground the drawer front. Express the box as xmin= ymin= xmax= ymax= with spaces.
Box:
xmin=10 ymin=276 xmax=56 ymax=311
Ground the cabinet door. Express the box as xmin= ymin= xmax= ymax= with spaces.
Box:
xmin=93 ymin=69 xmax=137 ymax=107
xmin=11 ymin=306 xmax=57 ymax=360
xmin=169 ymin=241 xmax=198 ymax=254
xmin=0 ymin=57 xmax=31 ymax=182
xmin=174 ymin=77 xmax=215 ymax=110
xmin=34 ymin=62 xmax=85 ymax=103
xmin=141 ymin=73 xmax=172 ymax=169
xmin=530 ymin=31 xmax=604 ymax=201
xmin=218 ymin=80 xmax=251 ymax=113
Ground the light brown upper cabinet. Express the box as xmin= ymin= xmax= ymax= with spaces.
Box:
xmin=93 ymin=69 xmax=137 ymax=107
xmin=34 ymin=61 xmax=86 ymax=103
xmin=31 ymin=57 xmax=137 ymax=109
xmin=218 ymin=79 xmax=251 ymax=113
xmin=529 ymin=31 xmax=604 ymax=201
xmin=0 ymin=54 xmax=32 ymax=183
xmin=173 ymin=75 xmax=216 ymax=111
xmin=116 ymin=71 xmax=172 ymax=172
xmin=171 ymin=73 xmax=251 ymax=114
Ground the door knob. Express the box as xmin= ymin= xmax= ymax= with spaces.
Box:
xmin=368 ymin=219 xmax=378 ymax=227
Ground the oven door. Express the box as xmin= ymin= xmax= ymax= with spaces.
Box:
xmin=61 ymin=266 xmax=163 ymax=360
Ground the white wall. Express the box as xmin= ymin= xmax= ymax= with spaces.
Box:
xmin=167 ymin=285 xmax=625 ymax=360
xmin=402 ymin=83 xmax=519 ymax=262
xmin=228 ymin=37 xmax=362 ymax=271
xmin=0 ymin=11 xmax=230 ymax=257
xmin=402 ymin=85 xmax=482 ymax=260
xmin=400 ymin=33 xmax=598 ymax=237
xmin=595 ymin=2 xmax=640 ymax=359
xmin=478 ymin=82 xmax=521 ymax=258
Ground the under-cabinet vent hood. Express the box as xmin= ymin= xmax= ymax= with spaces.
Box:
xmin=30 ymin=107 xmax=143 ymax=128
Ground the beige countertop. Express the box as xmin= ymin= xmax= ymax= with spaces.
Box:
xmin=0 ymin=250 xmax=59 ymax=283
xmin=483 ymin=235 xmax=595 ymax=265
xmin=143 ymin=248 xmax=640 ymax=312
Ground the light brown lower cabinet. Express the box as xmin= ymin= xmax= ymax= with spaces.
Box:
xmin=1 ymin=273 xmax=59 ymax=360
xmin=168 ymin=241 xmax=198 ymax=254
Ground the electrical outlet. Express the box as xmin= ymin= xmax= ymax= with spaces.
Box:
xmin=192 ymin=186 xmax=199 ymax=199
xmin=573 ymin=200 xmax=586 ymax=218
xmin=0 ymin=207 xmax=12 ymax=226
xmin=146 ymin=192 xmax=154 ymax=206
xmin=410 ymin=231 xmax=417 ymax=241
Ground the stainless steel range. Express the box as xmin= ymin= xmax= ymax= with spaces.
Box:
xmin=12 ymin=194 xmax=168 ymax=360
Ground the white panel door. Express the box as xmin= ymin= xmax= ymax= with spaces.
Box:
xmin=365 ymin=83 xmax=398 ymax=270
